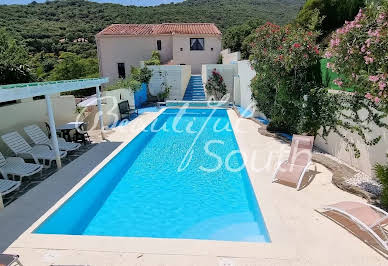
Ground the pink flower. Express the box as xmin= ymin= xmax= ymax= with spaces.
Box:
xmin=361 ymin=45 xmax=366 ymax=53
xmin=293 ymin=43 xmax=301 ymax=48
xmin=330 ymin=38 xmax=340 ymax=48
xmin=365 ymin=93 xmax=372 ymax=100
xmin=365 ymin=38 xmax=372 ymax=48
xmin=377 ymin=13 xmax=385 ymax=24
xmin=327 ymin=62 xmax=333 ymax=69
xmin=325 ymin=51 xmax=332 ymax=59
xmin=364 ymin=56 xmax=374 ymax=64
xmin=333 ymin=78 xmax=343 ymax=87
xmin=379 ymin=81 xmax=386 ymax=90
xmin=369 ymin=75 xmax=379 ymax=82
xmin=374 ymin=97 xmax=380 ymax=104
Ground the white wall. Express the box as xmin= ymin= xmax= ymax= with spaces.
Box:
xmin=0 ymin=96 xmax=77 ymax=156
xmin=172 ymin=35 xmax=222 ymax=74
xmin=315 ymin=101 xmax=388 ymax=176
xmin=97 ymin=35 xmax=173 ymax=85
xmin=221 ymin=49 xmax=241 ymax=65
xmin=148 ymin=65 xmax=191 ymax=101
xmin=202 ymin=64 xmax=238 ymax=101
xmin=236 ymin=60 xmax=259 ymax=115
xmin=97 ymin=34 xmax=221 ymax=82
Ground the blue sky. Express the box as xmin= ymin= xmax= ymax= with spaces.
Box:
xmin=0 ymin=0 xmax=185 ymax=6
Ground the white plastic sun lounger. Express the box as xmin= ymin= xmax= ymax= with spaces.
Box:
xmin=0 ymin=179 xmax=21 ymax=208
xmin=321 ymin=201 xmax=388 ymax=251
xmin=1 ymin=131 xmax=67 ymax=168
xmin=272 ymin=135 xmax=315 ymax=190
xmin=0 ymin=152 xmax=43 ymax=182
xmin=24 ymin=124 xmax=81 ymax=152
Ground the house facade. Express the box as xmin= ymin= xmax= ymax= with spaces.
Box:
xmin=96 ymin=23 xmax=222 ymax=81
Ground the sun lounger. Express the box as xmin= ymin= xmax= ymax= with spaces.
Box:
xmin=24 ymin=124 xmax=81 ymax=152
xmin=0 ymin=254 xmax=23 ymax=266
xmin=1 ymin=131 xmax=66 ymax=168
xmin=321 ymin=201 xmax=388 ymax=251
xmin=272 ymin=135 xmax=314 ymax=190
xmin=0 ymin=152 xmax=42 ymax=182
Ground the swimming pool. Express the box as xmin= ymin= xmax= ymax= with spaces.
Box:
xmin=36 ymin=109 xmax=270 ymax=242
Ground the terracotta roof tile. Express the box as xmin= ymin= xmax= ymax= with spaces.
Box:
xmin=97 ymin=23 xmax=221 ymax=36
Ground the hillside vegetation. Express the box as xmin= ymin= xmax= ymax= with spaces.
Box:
xmin=0 ymin=0 xmax=304 ymax=82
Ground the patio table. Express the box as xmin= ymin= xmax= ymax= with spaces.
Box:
xmin=56 ymin=122 xmax=85 ymax=142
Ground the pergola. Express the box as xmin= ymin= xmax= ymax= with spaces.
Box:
xmin=0 ymin=78 xmax=109 ymax=168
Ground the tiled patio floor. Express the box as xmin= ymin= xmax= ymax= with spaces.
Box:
xmin=2 ymin=144 xmax=97 ymax=207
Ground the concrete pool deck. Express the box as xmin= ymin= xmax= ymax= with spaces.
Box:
xmin=1 ymin=109 xmax=387 ymax=265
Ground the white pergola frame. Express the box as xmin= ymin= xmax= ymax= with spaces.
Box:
xmin=0 ymin=78 xmax=109 ymax=169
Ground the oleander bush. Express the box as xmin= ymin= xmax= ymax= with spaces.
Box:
xmin=205 ymin=69 xmax=227 ymax=100
xmin=250 ymin=22 xmax=325 ymax=135
xmin=324 ymin=1 xmax=388 ymax=110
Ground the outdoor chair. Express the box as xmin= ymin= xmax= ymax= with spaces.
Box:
xmin=0 ymin=254 xmax=23 ymax=266
xmin=1 ymin=131 xmax=67 ymax=168
xmin=24 ymin=124 xmax=81 ymax=152
xmin=73 ymin=122 xmax=91 ymax=144
xmin=118 ymin=100 xmax=138 ymax=121
xmin=319 ymin=201 xmax=388 ymax=252
xmin=0 ymin=152 xmax=42 ymax=182
xmin=272 ymin=135 xmax=315 ymax=190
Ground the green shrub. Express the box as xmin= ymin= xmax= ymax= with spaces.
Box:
xmin=375 ymin=157 xmax=388 ymax=208
xmin=144 ymin=51 xmax=161 ymax=66
xmin=105 ymin=65 xmax=151 ymax=93
xmin=249 ymin=22 xmax=325 ymax=135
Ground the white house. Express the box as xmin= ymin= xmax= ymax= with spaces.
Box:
xmin=96 ymin=23 xmax=222 ymax=81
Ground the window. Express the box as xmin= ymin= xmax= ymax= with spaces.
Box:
xmin=157 ymin=40 xmax=162 ymax=51
xmin=190 ymin=38 xmax=204 ymax=51
xmin=180 ymin=48 xmax=183 ymax=51
xmin=117 ymin=63 xmax=125 ymax=78
xmin=211 ymin=48 xmax=214 ymax=51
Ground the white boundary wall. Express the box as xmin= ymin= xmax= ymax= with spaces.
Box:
xmin=221 ymin=49 xmax=241 ymax=65
xmin=201 ymin=64 xmax=237 ymax=101
xmin=315 ymin=103 xmax=388 ymax=176
xmin=148 ymin=65 xmax=191 ymax=101
xmin=0 ymin=95 xmax=77 ymax=156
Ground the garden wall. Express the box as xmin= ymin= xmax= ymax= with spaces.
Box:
xmin=236 ymin=60 xmax=260 ymax=115
xmin=0 ymin=95 xmax=77 ymax=157
xmin=315 ymin=98 xmax=388 ymax=177
xmin=148 ymin=65 xmax=191 ymax=101
xmin=221 ymin=49 xmax=241 ymax=65
xmin=201 ymin=64 xmax=237 ymax=101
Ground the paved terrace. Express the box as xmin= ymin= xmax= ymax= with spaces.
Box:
xmin=0 ymin=109 xmax=386 ymax=265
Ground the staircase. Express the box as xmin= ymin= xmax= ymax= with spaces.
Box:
xmin=183 ymin=75 xmax=206 ymax=101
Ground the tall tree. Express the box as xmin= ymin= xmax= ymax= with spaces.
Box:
xmin=0 ymin=29 xmax=33 ymax=85
xmin=222 ymin=19 xmax=264 ymax=59
xmin=49 ymin=52 xmax=98 ymax=81
xmin=295 ymin=0 xmax=365 ymax=35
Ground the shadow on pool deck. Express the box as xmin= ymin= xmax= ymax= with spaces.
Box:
xmin=0 ymin=141 xmax=122 ymax=252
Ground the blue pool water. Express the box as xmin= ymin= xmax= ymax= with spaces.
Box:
xmin=36 ymin=109 xmax=270 ymax=242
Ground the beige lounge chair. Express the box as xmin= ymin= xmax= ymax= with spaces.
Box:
xmin=320 ymin=201 xmax=388 ymax=252
xmin=0 ymin=254 xmax=23 ymax=266
xmin=272 ymin=135 xmax=314 ymax=190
